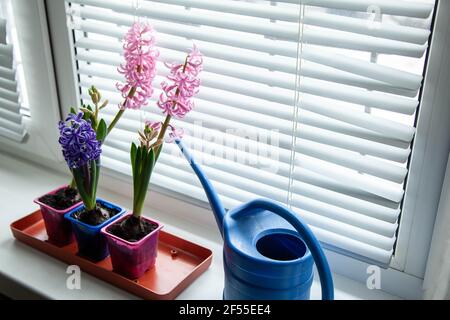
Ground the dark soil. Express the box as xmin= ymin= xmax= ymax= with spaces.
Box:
xmin=72 ymin=202 xmax=121 ymax=226
xmin=108 ymin=215 xmax=158 ymax=242
xmin=39 ymin=186 xmax=81 ymax=210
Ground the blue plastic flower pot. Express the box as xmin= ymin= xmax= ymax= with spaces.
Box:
xmin=64 ymin=198 xmax=125 ymax=261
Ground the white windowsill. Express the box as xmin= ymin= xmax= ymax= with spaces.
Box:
xmin=0 ymin=151 xmax=399 ymax=300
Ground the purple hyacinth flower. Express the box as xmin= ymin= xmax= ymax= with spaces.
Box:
xmin=58 ymin=112 xmax=102 ymax=169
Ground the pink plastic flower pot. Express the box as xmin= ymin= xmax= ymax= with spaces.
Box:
xmin=101 ymin=213 xmax=163 ymax=279
xmin=34 ymin=185 xmax=82 ymax=246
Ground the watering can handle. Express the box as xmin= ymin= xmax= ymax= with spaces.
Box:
xmin=243 ymin=199 xmax=334 ymax=300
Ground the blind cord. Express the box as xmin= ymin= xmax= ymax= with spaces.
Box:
xmin=132 ymin=0 xmax=144 ymax=131
xmin=287 ymin=2 xmax=305 ymax=208
xmin=132 ymin=0 xmax=140 ymax=23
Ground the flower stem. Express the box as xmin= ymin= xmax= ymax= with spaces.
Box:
xmin=157 ymin=115 xmax=172 ymax=143
xmin=107 ymin=109 xmax=124 ymax=135
xmin=155 ymin=57 xmax=189 ymax=145
xmin=106 ymin=86 xmax=136 ymax=136
xmin=94 ymin=101 xmax=99 ymax=121
xmin=69 ymin=177 xmax=77 ymax=189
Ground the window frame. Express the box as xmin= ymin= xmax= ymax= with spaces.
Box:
xmin=4 ymin=0 xmax=446 ymax=298
xmin=390 ymin=0 xmax=450 ymax=278
xmin=0 ymin=0 xmax=61 ymax=160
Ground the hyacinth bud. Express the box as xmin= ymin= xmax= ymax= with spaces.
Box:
xmin=145 ymin=120 xmax=162 ymax=133
xmin=88 ymin=86 xmax=101 ymax=105
xmin=144 ymin=124 xmax=152 ymax=136
xmin=99 ymin=99 xmax=109 ymax=109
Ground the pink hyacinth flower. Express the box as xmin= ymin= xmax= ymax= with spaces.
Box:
xmin=144 ymin=120 xmax=183 ymax=143
xmin=167 ymin=124 xmax=184 ymax=142
xmin=145 ymin=120 xmax=162 ymax=132
xmin=117 ymin=22 xmax=159 ymax=110
xmin=157 ymin=45 xmax=203 ymax=118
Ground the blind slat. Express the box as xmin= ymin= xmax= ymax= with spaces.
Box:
xmin=302 ymin=47 xmax=423 ymax=91
xmin=0 ymin=125 xmax=24 ymax=142
xmin=0 ymin=18 xmax=6 ymax=44
xmin=102 ymin=153 xmax=395 ymax=265
xmin=106 ymin=135 xmax=401 ymax=228
xmin=0 ymin=86 xmax=18 ymax=102
xmin=0 ymin=105 xmax=21 ymax=123
xmin=0 ymin=95 xmax=18 ymax=112
xmin=75 ymin=36 xmax=421 ymax=96
xmin=278 ymin=0 xmax=433 ymax=19
xmin=103 ymin=150 xmax=397 ymax=254
xmin=80 ymin=83 xmax=415 ymax=162
xmin=0 ymin=51 xmax=12 ymax=68
xmin=0 ymin=76 xmax=16 ymax=91
xmin=303 ymin=11 xmax=430 ymax=45
xmin=106 ymin=122 xmax=402 ymax=204
xmin=0 ymin=113 xmax=22 ymax=132
xmin=150 ymin=0 xmax=431 ymax=44
xmin=72 ymin=0 xmax=428 ymax=56
xmin=0 ymin=65 xmax=14 ymax=81
xmin=75 ymin=47 xmax=418 ymax=115
xmin=80 ymin=81 xmax=414 ymax=147
xmin=99 ymin=100 xmax=409 ymax=183
xmin=103 ymin=143 xmax=398 ymax=248
xmin=101 ymin=110 xmax=406 ymax=203
xmin=0 ymin=7 xmax=26 ymax=142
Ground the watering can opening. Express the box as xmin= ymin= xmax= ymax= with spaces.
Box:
xmin=256 ymin=232 xmax=307 ymax=262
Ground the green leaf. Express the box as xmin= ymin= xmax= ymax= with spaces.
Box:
xmin=155 ymin=143 xmax=163 ymax=162
xmin=96 ymin=119 xmax=107 ymax=143
xmin=134 ymin=148 xmax=155 ymax=217
xmin=87 ymin=113 xmax=97 ymax=131
xmin=141 ymin=150 xmax=155 ymax=199
xmin=69 ymin=177 xmax=77 ymax=189
xmin=71 ymin=167 xmax=93 ymax=210
xmin=130 ymin=142 xmax=137 ymax=202
xmin=82 ymin=110 xmax=90 ymax=121
xmin=70 ymin=107 xmax=77 ymax=115
xmin=90 ymin=160 xmax=100 ymax=210
xmin=130 ymin=142 xmax=137 ymax=164
xmin=145 ymin=148 xmax=156 ymax=181
xmin=135 ymin=146 xmax=142 ymax=179
xmin=130 ymin=142 xmax=137 ymax=176
xmin=133 ymin=146 xmax=142 ymax=209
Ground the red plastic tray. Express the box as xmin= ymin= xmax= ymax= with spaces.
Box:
xmin=10 ymin=210 xmax=213 ymax=300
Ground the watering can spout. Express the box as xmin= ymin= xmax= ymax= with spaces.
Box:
xmin=176 ymin=139 xmax=226 ymax=237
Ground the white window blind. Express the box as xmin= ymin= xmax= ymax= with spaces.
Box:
xmin=0 ymin=0 xmax=26 ymax=142
xmin=66 ymin=0 xmax=435 ymax=266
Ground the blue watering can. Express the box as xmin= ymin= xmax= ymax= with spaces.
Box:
xmin=176 ymin=140 xmax=334 ymax=300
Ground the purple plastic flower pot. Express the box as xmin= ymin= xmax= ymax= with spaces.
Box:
xmin=65 ymin=198 xmax=125 ymax=262
xmin=34 ymin=185 xmax=82 ymax=246
xmin=101 ymin=213 xmax=163 ymax=279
